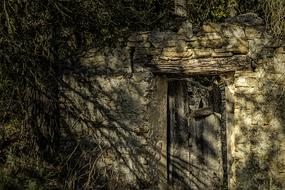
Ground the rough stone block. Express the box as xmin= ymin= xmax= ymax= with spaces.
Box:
xmin=159 ymin=56 xmax=181 ymax=61
xmin=222 ymin=25 xmax=245 ymax=38
xmin=251 ymin=111 xmax=264 ymax=125
xmin=245 ymin=27 xmax=262 ymax=39
xmin=189 ymin=40 xmax=201 ymax=48
xmin=214 ymin=48 xmax=227 ymax=53
xmin=253 ymin=94 xmax=265 ymax=104
xmin=177 ymin=20 xmax=193 ymax=39
xmin=248 ymin=38 xmax=263 ymax=55
xmin=225 ymin=13 xmax=263 ymax=26
xmin=164 ymin=40 xmax=188 ymax=51
xmin=203 ymin=32 xmax=223 ymax=40
xmin=202 ymin=23 xmax=222 ymax=33
xmin=164 ymin=40 xmax=178 ymax=47
xmin=162 ymin=49 xmax=192 ymax=58
xmin=148 ymin=48 xmax=162 ymax=56
xmin=128 ymin=33 xmax=138 ymax=42
xmin=137 ymin=32 xmax=150 ymax=42
xmin=235 ymin=86 xmax=256 ymax=94
xmin=276 ymin=47 xmax=285 ymax=54
xmin=127 ymin=41 xmax=136 ymax=47
xmin=265 ymin=39 xmax=284 ymax=48
xmin=192 ymin=49 xmax=212 ymax=58
xmin=90 ymin=55 xmax=106 ymax=63
xmin=235 ymin=76 xmax=257 ymax=87
xmin=226 ymin=38 xmax=249 ymax=54
xmin=137 ymin=42 xmax=151 ymax=48
xmin=189 ymin=36 xmax=198 ymax=41
xmin=199 ymin=38 xmax=225 ymax=48
xmin=150 ymin=31 xmax=166 ymax=42
xmin=134 ymin=48 xmax=150 ymax=55
xmin=211 ymin=52 xmax=233 ymax=58
xmin=273 ymin=53 xmax=285 ymax=73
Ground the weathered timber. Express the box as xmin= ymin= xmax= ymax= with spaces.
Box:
xmin=146 ymin=55 xmax=252 ymax=75
xmin=191 ymin=107 xmax=213 ymax=118
xmin=168 ymin=79 xmax=224 ymax=189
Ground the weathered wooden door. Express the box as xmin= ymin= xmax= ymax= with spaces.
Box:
xmin=168 ymin=79 xmax=224 ymax=190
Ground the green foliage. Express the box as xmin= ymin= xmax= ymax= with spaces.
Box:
xmin=263 ymin=0 xmax=285 ymax=37
xmin=186 ymin=0 xmax=230 ymax=24
xmin=0 ymin=0 xmax=284 ymax=188
xmin=233 ymin=0 xmax=264 ymax=15
xmin=0 ymin=170 xmax=21 ymax=190
xmin=0 ymin=1 xmax=172 ymax=188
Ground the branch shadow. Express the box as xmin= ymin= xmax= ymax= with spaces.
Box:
xmin=58 ymin=49 xmax=162 ymax=189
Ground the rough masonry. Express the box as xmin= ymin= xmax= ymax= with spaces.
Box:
xmin=62 ymin=14 xmax=285 ymax=189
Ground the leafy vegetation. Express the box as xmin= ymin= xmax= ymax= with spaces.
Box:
xmin=0 ymin=0 xmax=284 ymax=189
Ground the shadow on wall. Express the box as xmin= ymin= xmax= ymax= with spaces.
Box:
xmin=232 ymin=59 xmax=285 ymax=189
xmin=56 ymin=16 xmax=285 ymax=189
xmin=143 ymin=16 xmax=285 ymax=189
xmin=60 ymin=63 xmax=227 ymax=189
xmin=58 ymin=28 xmax=285 ymax=189
xmin=1 ymin=14 xmax=285 ymax=190
xmin=59 ymin=53 xmax=163 ymax=189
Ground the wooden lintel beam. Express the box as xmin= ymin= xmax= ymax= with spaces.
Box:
xmin=146 ymin=55 xmax=252 ymax=75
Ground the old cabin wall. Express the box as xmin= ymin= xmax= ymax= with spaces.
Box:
xmin=62 ymin=47 xmax=162 ymax=188
xmin=62 ymin=14 xmax=285 ymax=189
xmin=232 ymin=47 xmax=285 ymax=189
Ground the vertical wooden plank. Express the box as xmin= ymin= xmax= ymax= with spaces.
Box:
xmin=168 ymin=78 xmax=227 ymax=189
xmin=168 ymin=80 xmax=190 ymax=188
xmin=149 ymin=76 xmax=168 ymax=188
xmin=219 ymin=83 xmax=228 ymax=190
xmin=205 ymin=114 xmax=223 ymax=188
xmin=187 ymin=80 xmax=224 ymax=189
xmin=175 ymin=81 xmax=190 ymax=187
xmin=168 ymin=81 xmax=175 ymax=184
xmin=159 ymin=76 xmax=168 ymax=187
xmin=225 ymin=84 xmax=235 ymax=189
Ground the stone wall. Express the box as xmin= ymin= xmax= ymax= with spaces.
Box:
xmin=232 ymin=50 xmax=285 ymax=189
xmin=62 ymin=48 xmax=160 ymax=188
xmin=62 ymin=14 xmax=285 ymax=189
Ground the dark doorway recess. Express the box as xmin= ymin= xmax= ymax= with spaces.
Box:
xmin=167 ymin=76 xmax=228 ymax=190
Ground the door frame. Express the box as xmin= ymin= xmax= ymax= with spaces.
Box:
xmin=156 ymin=74 xmax=235 ymax=189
